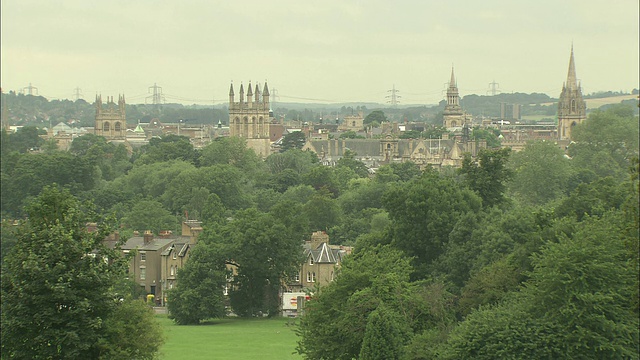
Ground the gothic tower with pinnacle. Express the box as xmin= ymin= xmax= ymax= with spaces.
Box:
xmin=94 ymin=94 xmax=127 ymax=139
xmin=443 ymin=67 xmax=468 ymax=129
xmin=228 ymin=81 xmax=272 ymax=157
xmin=557 ymin=46 xmax=586 ymax=140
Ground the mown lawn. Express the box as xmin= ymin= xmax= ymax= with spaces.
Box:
xmin=157 ymin=315 xmax=303 ymax=360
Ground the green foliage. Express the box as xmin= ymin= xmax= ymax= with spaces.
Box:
xmin=280 ymin=131 xmax=306 ymax=152
xmin=471 ymin=126 xmax=501 ymax=148
xmin=339 ymin=130 xmax=365 ymax=139
xmin=0 ymin=187 xmax=162 ymax=359
xmin=1 ymin=125 xmax=45 ymax=153
xmin=440 ymin=214 xmax=639 ymax=359
xmin=136 ymin=134 xmax=196 ymax=165
xmin=364 ymin=110 xmax=387 ymax=125
xmin=167 ymin=242 xmax=228 ymax=325
xmin=207 ymin=209 xmax=305 ymax=317
xmin=508 ymin=140 xmax=573 ymax=205
xmin=359 ymin=303 xmax=406 ymax=360
xmin=99 ymin=298 xmax=164 ymax=359
xmin=570 ymin=104 xmax=639 ymax=181
xmin=383 ymin=170 xmax=482 ymax=278
xmin=199 ymin=136 xmax=261 ymax=172
xmin=120 ymin=199 xmax=178 ymax=234
xmin=296 ymin=246 xmax=414 ymax=360
xmin=459 ymin=147 xmax=512 ymax=207
xmin=1 ymin=152 xmax=97 ymax=216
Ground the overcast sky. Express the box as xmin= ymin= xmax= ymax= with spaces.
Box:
xmin=1 ymin=0 xmax=638 ymax=105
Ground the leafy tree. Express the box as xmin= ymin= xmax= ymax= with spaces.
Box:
xmin=459 ymin=147 xmax=512 ymax=207
xmin=339 ymin=130 xmax=365 ymax=139
xmin=2 ymin=152 xmax=97 ymax=216
xmin=508 ymin=141 xmax=573 ymax=205
xmin=336 ymin=149 xmax=370 ymax=178
xmin=471 ymin=126 xmax=501 ymax=148
xmin=280 ymin=131 xmax=306 ymax=152
xmin=383 ymin=170 xmax=482 ymax=278
xmin=399 ymin=129 xmax=422 ymax=139
xmin=440 ymin=214 xmax=639 ymax=359
xmin=304 ymin=189 xmax=341 ymax=231
xmin=364 ymin=110 xmax=387 ymax=125
xmin=136 ymin=134 xmax=196 ymax=165
xmin=359 ymin=303 xmax=405 ymax=360
xmin=199 ymin=136 xmax=260 ymax=172
xmin=296 ymin=245 xmax=439 ymax=360
xmin=569 ymin=104 xmax=639 ymax=181
xmin=3 ymin=125 xmax=45 ymax=153
xmin=0 ymin=186 xmax=162 ymax=359
xmin=167 ymin=240 xmax=228 ymax=325
xmin=209 ymin=208 xmax=304 ymax=317
xmin=120 ymin=199 xmax=178 ymax=234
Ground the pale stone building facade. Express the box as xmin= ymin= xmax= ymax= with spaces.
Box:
xmin=228 ymin=81 xmax=272 ymax=157
xmin=94 ymin=95 xmax=127 ymax=139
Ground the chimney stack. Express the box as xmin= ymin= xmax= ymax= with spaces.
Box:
xmin=143 ymin=230 xmax=153 ymax=245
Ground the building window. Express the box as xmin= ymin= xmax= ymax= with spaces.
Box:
xmin=312 ymin=272 xmax=316 ymax=282
xmin=169 ymin=282 xmax=173 ymax=289
xmin=172 ymin=250 xmax=177 ymax=260
xmin=170 ymin=265 xmax=175 ymax=276
xmin=295 ymin=273 xmax=300 ymax=282
xmin=140 ymin=267 xmax=146 ymax=281
xmin=307 ymin=272 xmax=311 ymax=282
xmin=309 ymin=257 xmax=314 ymax=266
xmin=140 ymin=252 xmax=146 ymax=261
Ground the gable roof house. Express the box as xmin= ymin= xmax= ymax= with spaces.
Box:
xmin=122 ymin=220 xmax=202 ymax=306
xmin=285 ymin=231 xmax=351 ymax=293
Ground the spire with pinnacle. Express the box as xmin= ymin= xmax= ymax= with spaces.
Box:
xmin=449 ymin=66 xmax=457 ymax=89
xmin=565 ymin=45 xmax=579 ymax=91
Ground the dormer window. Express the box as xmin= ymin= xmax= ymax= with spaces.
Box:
xmin=172 ymin=250 xmax=177 ymax=260
xmin=309 ymin=257 xmax=314 ymax=266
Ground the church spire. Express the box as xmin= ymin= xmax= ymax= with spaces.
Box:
xmin=449 ymin=66 xmax=457 ymax=88
xmin=566 ymin=45 xmax=579 ymax=91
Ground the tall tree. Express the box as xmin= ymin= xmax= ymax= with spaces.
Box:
xmin=1 ymin=186 xmax=162 ymax=359
xmin=508 ymin=141 xmax=573 ymax=205
xmin=167 ymin=239 xmax=228 ymax=325
xmin=383 ymin=170 xmax=482 ymax=278
xmin=459 ymin=147 xmax=512 ymax=207
xmin=279 ymin=131 xmax=306 ymax=152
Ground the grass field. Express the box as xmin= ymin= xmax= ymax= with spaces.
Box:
xmin=157 ymin=315 xmax=303 ymax=360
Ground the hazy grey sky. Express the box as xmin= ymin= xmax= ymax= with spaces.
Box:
xmin=2 ymin=0 xmax=638 ymax=105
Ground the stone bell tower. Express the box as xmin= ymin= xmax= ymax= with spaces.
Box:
xmin=94 ymin=94 xmax=127 ymax=139
xmin=228 ymin=81 xmax=272 ymax=157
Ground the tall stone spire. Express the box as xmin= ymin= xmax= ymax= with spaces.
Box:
xmin=449 ymin=66 xmax=457 ymax=89
xmin=557 ymin=45 xmax=586 ymax=141
xmin=565 ymin=45 xmax=579 ymax=91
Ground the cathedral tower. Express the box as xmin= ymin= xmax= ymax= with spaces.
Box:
xmin=443 ymin=67 xmax=467 ymax=129
xmin=228 ymin=81 xmax=271 ymax=157
xmin=94 ymin=94 xmax=126 ymax=139
xmin=557 ymin=46 xmax=586 ymax=140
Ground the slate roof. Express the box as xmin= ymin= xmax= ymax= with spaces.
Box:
xmin=122 ymin=236 xmax=189 ymax=251
xmin=303 ymin=242 xmax=346 ymax=264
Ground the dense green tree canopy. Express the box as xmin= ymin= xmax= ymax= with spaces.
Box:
xmin=1 ymin=187 xmax=162 ymax=359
